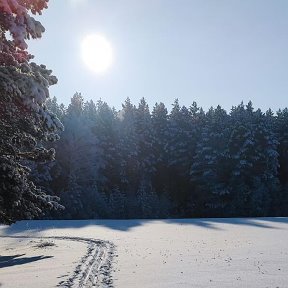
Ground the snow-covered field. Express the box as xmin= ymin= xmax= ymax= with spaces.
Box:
xmin=0 ymin=218 xmax=287 ymax=288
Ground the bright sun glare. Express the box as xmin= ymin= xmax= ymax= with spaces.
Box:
xmin=81 ymin=34 xmax=113 ymax=74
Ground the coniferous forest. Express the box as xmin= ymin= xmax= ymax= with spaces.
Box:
xmin=32 ymin=93 xmax=288 ymax=220
xmin=0 ymin=0 xmax=287 ymax=225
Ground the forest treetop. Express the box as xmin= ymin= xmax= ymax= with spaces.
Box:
xmin=44 ymin=94 xmax=288 ymax=220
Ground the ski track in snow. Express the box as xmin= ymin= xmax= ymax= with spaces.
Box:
xmin=1 ymin=235 xmax=115 ymax=288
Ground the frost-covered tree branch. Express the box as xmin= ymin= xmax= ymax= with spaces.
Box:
xmin=0 ymin=0 xmax=63 ymax=224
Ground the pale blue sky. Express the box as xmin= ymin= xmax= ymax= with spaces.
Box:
xmin=29 ymin=0 xmax=288 ymax=112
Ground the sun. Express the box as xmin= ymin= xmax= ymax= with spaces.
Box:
xmin=81 ymin=34 xmax=113 ymax=74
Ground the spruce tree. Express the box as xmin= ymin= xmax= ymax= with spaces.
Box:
xmin=0 ymin=0 xmax=63 ymax=224
xmin=275 ymin=109 xmax=288 ymax=214
xmin=118 ymin=98 xmax=139 ymax=192
xmin=190 ymin=106 xmax=230 ymax=216
xmin=151 ymin=102 xmax=170 ymax=198
xmin=93 ymin=99 xmax=121 ymax=193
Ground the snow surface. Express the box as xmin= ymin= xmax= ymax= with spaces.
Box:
xmin=0 ymin=218 xmax=287 ymax=287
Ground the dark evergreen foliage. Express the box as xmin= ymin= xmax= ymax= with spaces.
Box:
xmin=45 ymin=96 xmax=288 ymax=219
xmin=0 ymin=1 xmax=63 ymax=224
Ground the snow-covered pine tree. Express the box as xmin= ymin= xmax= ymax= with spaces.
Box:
xmin=227 ymin=102 xmax=279 ymax=216
xmin=186 ymin=102 xmax=206 ymax=216
xmin=135 ymin=98 xmax=155 ymax=180
xmin=190 ymin=105 xmax=230 ymax=216
xmin=151 ymin=102 xmax=170 ymax=202
xmin=57 ymin=93 xmax=103 ymax=218
xmin=275 ymin=108 xmax=288 ymax=214
xmin=249 ymin=108 xmax=279 ymax=215
xmin=167 ymin=100 xmax=195 ymax=172
xmin=166 ymin=100 xmax=200 ymax=211
xmin=28 ymin=96 xmax=65 ymax=208
xmin=276 ymin=109 xmax=288 ymax=186
xmin=118 ymin=98 xmax=139 ymax=193
xmin=227 ymin=103 xmax=254 ymax=215
xmin=0 ymin=0 xmax=63 ymax=224
xmin=93 ymin=99 xmax=121 ymax=194
xmin=151 ymin=102 xmax=169 ymax=163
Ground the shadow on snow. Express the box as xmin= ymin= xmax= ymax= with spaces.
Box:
xmin=0 ymin=253 xmax=53 ymax=268
xmin=0 ymin=217 xmax=287 ymax=234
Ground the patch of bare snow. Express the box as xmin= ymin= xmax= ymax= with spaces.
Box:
xmin=0 ymin=233 xmax=114 ymax=288
xmin=0 ymin=217 xmax=288 ymax=288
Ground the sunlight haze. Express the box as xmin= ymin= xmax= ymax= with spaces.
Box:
xmin=29 ymin=0 xmax=288 ymax=111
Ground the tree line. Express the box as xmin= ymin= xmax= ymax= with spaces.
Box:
xmin=38 ymin=93 xmax=288 ymax=219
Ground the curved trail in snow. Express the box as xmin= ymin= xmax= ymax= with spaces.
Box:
xmin=0 ymin=235 xmax=115 ymax=288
